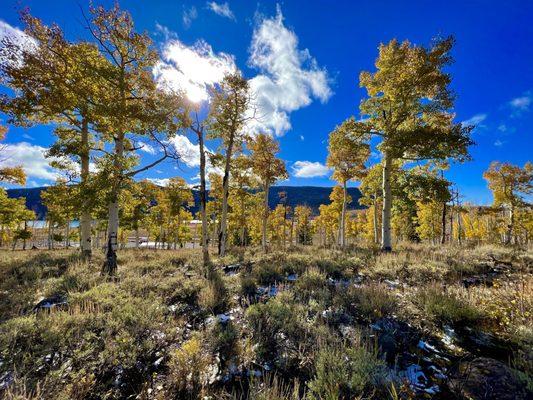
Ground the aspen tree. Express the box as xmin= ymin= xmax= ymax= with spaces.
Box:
xmin=483 ymin=161 xmax=533 ymax=244
xmin=0 ymin=13 xmax=107 ymax=258
xmin=353 ymin=37 xmax=472 ymax=251
xmin=208 ymin=73 xmax=250 ymax=256
xmin=249 ymin=134 xmax=287 ymax=253
xmin=85 ymin=5 xmax=187 ymax=274
xmin=326 ymin=117 xmax=369 ymax=249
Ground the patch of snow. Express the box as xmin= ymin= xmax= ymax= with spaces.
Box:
xmin=418 ymin=340 xmax=440 ymax=354
xmin=401 ymin=364 xmax=427 ymax=389
xmin=286 ymin=274 xmax=298 ymax=282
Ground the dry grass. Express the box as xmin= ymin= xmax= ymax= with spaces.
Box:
xmin=0 ymin=243 xmax=531 ymax=399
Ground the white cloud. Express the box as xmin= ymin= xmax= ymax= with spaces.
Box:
xmin=207 ymin=2 xmax=236 ymax=20
xmin=0 ymin=19 xmax=30 ymax=47
xmin=1 ymin=142 xmax=59 ymax=181
xmin=462 ymin=113 xmax=487 ymax=127
xmin=509 ymin=95 xmax=531 ymax=111
xmin=139 ymin=143 xmax=157 ymax=155
xmin=0 ymin=141 xmax=99 ymax=184
xmin=508 ymin=93 xmax=531 ymax=117
xmin=168 ymin=134 xmax=201 ymax=168
xmin=494 ymin=140 xmax=504 ymax=147
xmin=292 ymin=161 xmax=330 ymax=178
xmin=166 ymin=135 xmax=222 ymax=182
xmin=182 ymin=6 xmax=198 ymax=29
xmin=299 ymin=135 xmax=304 ymax=141
xmin=148 ymin=178 xmax=170 ymax=187
xmin=246 ymin=7 xmax=332 ymax=136
xmin=153 ymin=34 xmax=236 ymax=103
xmin=154 ymin=7 xmax=330 ymax=136
xmin=0 ymin=20 xmax=36 ymax=65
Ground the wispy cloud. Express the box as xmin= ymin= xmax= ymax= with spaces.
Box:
xmin=508 ymin=92 xmax=531 ymax=117
xmin=509 ymin=95 xmax=531 ymax=111
xmin=182 ymin=6 xmax=197 ymax=29
xmin=292 ymin=161 xmax=330 ymax=178
xmin=497 ymin=123 xmax=516 ymax=135
xmin=206 ymin=2 xmax=235 ymax=20
xmin=246 ymin=6 xmax=332 ymax=136
xmin=494 ymin=140 xmax=504 ymax=147
xmin=462 ymin=113 xmax=487 ymax=127
xmin=139 ymin=143 xmax=156 ymax=155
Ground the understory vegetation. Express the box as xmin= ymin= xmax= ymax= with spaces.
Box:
xmin=0 ymin=243 xmax=531 ymax=399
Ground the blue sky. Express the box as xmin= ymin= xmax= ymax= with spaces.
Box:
xmin=1 ymin=0 xmax=532 ymax=204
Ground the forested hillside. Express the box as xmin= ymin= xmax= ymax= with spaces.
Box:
xmin=7 ymin=185 xmax=363 ymax=219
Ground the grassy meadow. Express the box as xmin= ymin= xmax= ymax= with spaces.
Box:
xmin=0 ymin=244 xmax=531 ymax=399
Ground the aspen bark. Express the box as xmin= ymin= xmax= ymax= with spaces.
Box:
xmin=506 ymin=206 xmax=514 ymax=245
xmin=218 ymin=135 xmax=234 ymax=257
xmin=262 ymin=184 xmax=270 ymax=253
xmin=338 ymin=180 xmax=347 ymax=248
xmin=103 ymin=137 xmax=123 ymax=275
xmin=381 ymin=153 xmax=392 ymax=251
xmin=199 ymin=130 xmax=210 ymax=266
xmin=373 ymin=195 xmax=379 ymax=244
xmin=441 ymin=203 xmax=447 ymax=245
xmin=80 ymin=117 xmax=92 ymax=259
xmin=240 ymin=195 xmax=246 ymax=246
xmin=65 ymin=221 xmax=70 ymax=248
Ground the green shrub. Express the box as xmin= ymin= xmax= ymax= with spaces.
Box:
xmin=240 ymin=274 xmax=258 ymax=299
xmin=199 ymin=269 xmax=228 ymax=314
xmin=335 ymin=284 xmax=396 ymax=321
xmin=246 ymin=293 xmax=308 ymax=363
xmin=413 ymin=286 xmax=483 ymax=324
xmin=0 ymin=282 xmax=171 ymax=396
xmin=307 ymin=341 xmax=387 ymax=399
xmin=294 ymin=268 xmax=330 ymax=304
xmin=167 ymin=335 xmax=214 ymax=398
xmin=241 ymin=374 xmax=301 ymax=400
xmin=253 ymin=262 xmax=283 ymax=285
xmin=207 ymin=319 xmax=240 ymax=364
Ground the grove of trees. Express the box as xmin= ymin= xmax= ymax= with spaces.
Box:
xmin=0 ymin=5 xmax=531 ymax=272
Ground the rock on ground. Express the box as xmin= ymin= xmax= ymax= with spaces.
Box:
xmin=449 ymin=357 xmax=529 ymax=400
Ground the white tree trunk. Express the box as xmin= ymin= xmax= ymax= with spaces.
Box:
xmin=506 ymin=206 xmax=514 ymax=245
xmin=104 ymin=198 xmax=119 ymax=273
xmin=80 ymin=117 xmax=92 ymax=259
xmin=103 ymin=137 xmax=123 ymax=275
xmin=338 ymin=180 xmax=347 ymax=248
xmin=381 ymin=153 xmax=393 ymax=251
xmin=48 ymin=222 xmax=53 ymax=250
xmin=262 ymin=184 xmax=270 ymax=253
xmin=65 ymin=221 xmax=70 ymax=248
xmin=373 ymin=195 xmax=379 ymax=244
xmin=198 ymin=129 xmax=210 ymax=266
xmin=218 ymin=136 xmax=234 ymax=257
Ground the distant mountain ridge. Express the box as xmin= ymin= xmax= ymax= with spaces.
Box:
xmin=6 ymin=185 xmax=363 ymax=220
